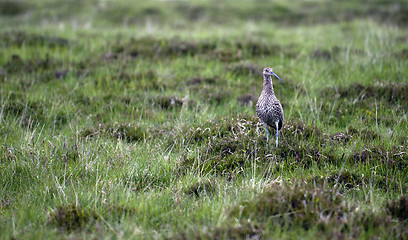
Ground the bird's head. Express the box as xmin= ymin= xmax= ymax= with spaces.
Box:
xmin=263 ymin=67 xmax=283 ymax=84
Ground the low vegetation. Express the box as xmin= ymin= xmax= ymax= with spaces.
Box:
xmin=0 ymin=0 xmax=407 ymax=239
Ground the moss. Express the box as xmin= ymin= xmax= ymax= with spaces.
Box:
xmin=49 ymin=203 xmax=136 ymax=231
xmin=210 ymin=49 xmax=243 ymax=62
xmin=108 ymin=38 xmax=298 ymax=61
xmin=321 ymin=82 xmax=408 ymax=108
xmin=350 ymin=146 xmax=408 ymax=168
xmin=0 ymin=198 xmax=12 ymax=210
xmin=3 ymin=99 xmax=70 ymax=128
xmin=112 ymin=37 xmax=216 ymax=59
xmin=394 ymin=48 xmax=408 ymax=59
xmin=311 ymin=49 xmax=333 ymax=60
xmin=209 ymin=222 xmax=262 ymax=240
xmin=0 ymin=31 xmax=69 ymax=47
xmin=98 ymin=5 xmax=164 ymax=25
xmin=0 ymin=2 xmax=29 ymax=16
xmin=183 ymin=180 xmax=216 ymax=198
xmin=350 ymin=148 xmax=381 ymax=163
xmin=276 ymin=120 xmax=339 ymax=167
xmin=226 ymin=61 xmax=261 ymax=76
xmin=112 ymin=69 xmax=160 ymax=84
xmin=2 ymin=54 xmax=62 ymax=79
xmin=1 ymin=164 xmax=37 ymax=193
xmin=236 ymin=41 xmax=282 ymax=56
xmin=110 ymin=69 xmax=160 ymax=89
xmin=135 ymin=69 xmax=157 ymax=82
xmin=178 ymin=138 xmax=254 ymax=176
xmin=347 ymin=126 xmax=360 ymax=136
xmin=224 ymin=181 xmax=403 ymax=238
xmin=82 ymin=123 xmax=147 ymax=142
xmin=360 ymin=129 xmax=380 ymax=141
xmin=48 ymin=204 xmax=97 ymax=231
xmin=106 ymin=205 xmax=137 ymax=218
xmin=54 ymin=70 xmax=68 ymax=79
xmin=205 ymin=138 xmax=248 ymax=174
xmin=172 ymin=221 xmax=262 ymax=240
xmin=155 ymin=96 xmax=183 ymax=110
xmin=123 ymin=168 xmax=173 ymax=192
xmin=109 ymin=123 xmax=146 ymax=142
xmin=328 ymin=171 xmax=365 ymax=188
xmin=177 ymin=116 xmax=342 ymax=175
xmin=237 ymin=94 xmax=256 ymax=106
xmin=187 ymin=80 xmax=230 ymax=105
xmin=386 ymin=196 xmax=408 ymax=221
xmin=320 ymin=82 xmax=408 ymax=128
xmin=0 ymin=145 xmax=15 ymax=163
xmin=330 ymin=132 xmax=352 ymax=143
xmin=3 ymin=100 xmax=46 ymax=127
xmin=175 ymin=4 xmax=207 ymax=22
xmin=177 ymin=115 xmax=262 ymax=174
xmin=312 ymin=171 xmax=366 ymax=189
xmin=58 ymin=140 xmax=80 ymax=163
xmin=229 ymin=181 xmax=346 ymax=232
xmin=185 ymin=76 xmax=218 ymax=86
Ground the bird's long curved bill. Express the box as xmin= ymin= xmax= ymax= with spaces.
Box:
xmin=271 ymin=72 xmax=283 ymax=84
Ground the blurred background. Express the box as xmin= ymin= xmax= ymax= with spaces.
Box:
xmin=1 ymin=0 xmax=407 ymax=32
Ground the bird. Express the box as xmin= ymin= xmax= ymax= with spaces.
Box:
xmin=256 ymin=67 xmax=284 ymax=147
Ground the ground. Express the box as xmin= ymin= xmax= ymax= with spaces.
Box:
xmin=0 ymin=0 xmax=407 ymax=239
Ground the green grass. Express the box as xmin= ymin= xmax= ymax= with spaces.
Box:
xmin=1 ymin=0 xmax=407 ymax=239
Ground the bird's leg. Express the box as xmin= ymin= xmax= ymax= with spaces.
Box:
xmin=275 ymin=121 xmax=279 ymax=147
xmin=263 ymin=122 xmax=269 ymax=142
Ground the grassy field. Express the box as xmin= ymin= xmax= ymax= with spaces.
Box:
xmin=0 ymin=0 xmax=407 ymax=239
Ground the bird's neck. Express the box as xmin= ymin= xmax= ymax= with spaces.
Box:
xmin=263 ymin=75 xmax=274 ymax=94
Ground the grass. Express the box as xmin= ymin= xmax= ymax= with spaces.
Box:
xmin=0 ymin=0 xmax=407 ymax=239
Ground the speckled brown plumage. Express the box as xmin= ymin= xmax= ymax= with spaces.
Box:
xmin=256 ymin=67 xmax=284 ymax=146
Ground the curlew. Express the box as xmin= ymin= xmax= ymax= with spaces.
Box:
xmin=256 ymin=67 xmax=284 ymax=147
